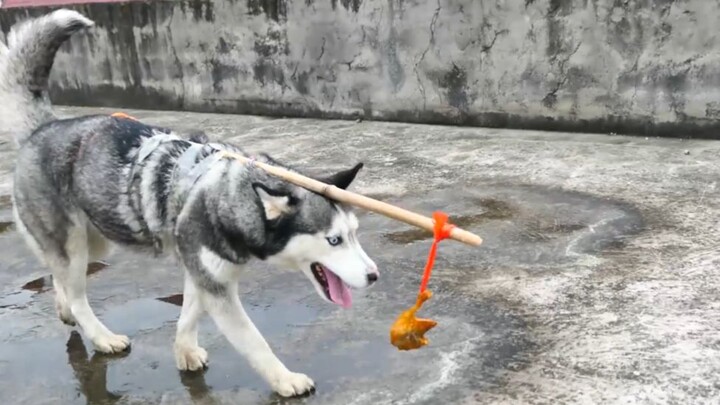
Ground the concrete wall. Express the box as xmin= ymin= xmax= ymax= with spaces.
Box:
xmin=2 ymin=0 xmax=719 ymax=138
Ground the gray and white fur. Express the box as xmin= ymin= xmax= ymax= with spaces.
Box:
xmin=1 ymin=10 xmax=378 ymax=397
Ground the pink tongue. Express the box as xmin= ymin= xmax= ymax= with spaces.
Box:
xmin=325 ymin=268 xmax=352 ymax=308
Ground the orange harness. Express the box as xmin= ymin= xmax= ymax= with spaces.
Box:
xmin=110 ymin=112 xmax=138 ymax=121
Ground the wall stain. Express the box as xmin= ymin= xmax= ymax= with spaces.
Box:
xmin=385 ymin=0 xmax=406 ymax=93
xmin=247 ymin=0 xmax=287 ymax=21
xmin=440 ymin=63 xmax=469 ymax=111
xmin=546 ymin=0 xmax=573 ymax=58
xmin=331 ymin=0 xmax=363 ymax=12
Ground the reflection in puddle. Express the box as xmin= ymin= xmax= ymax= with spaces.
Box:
xmin=87 ymin=261 xmax=109 ymax=276
xmin=66 ymin=331 xmax=126 ymax=404
xmin=157 ymin=293 xmax=184 ymax=307
xmin=0 ymin=221 xmax=13 ymax=234
xmin=384 ymin=198 xmax=516 ymax=244
xmin=21 ymin=275 xmax=53 ymax=292
xmin=179 ymin=370 xmax=216 ymax=404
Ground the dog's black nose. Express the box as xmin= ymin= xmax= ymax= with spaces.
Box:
xmin=367 ymin=272 xmax=379 ymax=284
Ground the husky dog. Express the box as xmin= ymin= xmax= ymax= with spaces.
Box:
xmin=0 ymin=10 xmax=379 ymax=397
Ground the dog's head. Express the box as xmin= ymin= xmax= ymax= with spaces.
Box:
xmin=254 ymin=163 xmax=378 ymax=308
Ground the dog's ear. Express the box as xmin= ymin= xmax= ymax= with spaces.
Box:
xmin=252 ymin=183 xmax=295 ymax=220
xmin=318 ymin=163 xmax=364 ymax=190
xmin=187 ymin=130 xmax=209 ymax=144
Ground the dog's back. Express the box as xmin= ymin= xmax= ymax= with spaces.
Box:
xmin=15 ymin=115 xmax=173 ymax=248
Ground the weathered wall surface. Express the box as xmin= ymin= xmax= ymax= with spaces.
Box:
xmin=2 ymin=0 xmax=719 ymax=137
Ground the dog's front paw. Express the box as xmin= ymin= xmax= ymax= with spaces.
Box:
xmin=92 ymin=333 xmax=130 ymax=354
xmin=175 ymin=345 xmax=209 ymax=371
xmin=271 ymin=371 xmax=315 ymax=397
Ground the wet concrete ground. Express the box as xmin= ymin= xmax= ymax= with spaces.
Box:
xmin=1 ymin=106 xmax=719 ymax=404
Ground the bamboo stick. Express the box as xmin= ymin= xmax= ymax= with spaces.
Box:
xmin=219 ymin=151 xmax=483 ymax=247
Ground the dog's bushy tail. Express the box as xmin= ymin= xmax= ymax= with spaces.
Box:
xmin=0 ymin=9 xmax=94 ymax=147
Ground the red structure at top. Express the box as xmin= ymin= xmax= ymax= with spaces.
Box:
xmin=1 ymin=0 xmax=131 ymax=8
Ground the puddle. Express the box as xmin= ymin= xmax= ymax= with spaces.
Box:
xmin=0 ymin=221 xmax=13 ymax=234
xmin=0 ymin=256 xmax=527 ymax=405
xmin=384 ymin=198 xmax=515 ymax=244
xmin=520 ymin=220 xmax=587 ymax=242
xmin=0 ymin=261 xmax=110 ymax=310
xmin=103 ymin=297 xmax=181 ymax=335
xmin=0 ymin=185 xmax=640 ymax=404
xmin=156 ymin=293 xmax=323 ymax=334
xmin=0 ymin=290 xmax=34 ymax=309
xmin=367 ymin=185 xmax=643 ymax=271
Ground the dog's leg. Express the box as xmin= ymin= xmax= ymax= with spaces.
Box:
xmin=174 ymin=273 xmax=208 ymax=371
xmin=201 ymin=286 xmax=315 ymax=397
xmin=63 ymin=226 xmax=129 ymax=354
xmin=12 ymin=204 xmax=76 ymax=325
xmin=52 ymin=276 xmax=76 ymax=325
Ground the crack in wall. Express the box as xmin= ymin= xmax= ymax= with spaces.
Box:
xmin=629 ymin=55 xmax=641 ymax=106
xmin=343 ymin=51 xmax=362 ymax=70
xmin=543 ymin=41 xmax=582 ymax=109
xmin=413 ymin=0 xmax=442 ymax=110
xmin=317 ymin=37 xmax=326 ymax=60
xmin=481 ymin=29 xmax=509 ymax=53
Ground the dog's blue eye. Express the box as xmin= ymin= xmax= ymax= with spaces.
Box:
xmin=326 ymin=236 xmax=343 ymax=246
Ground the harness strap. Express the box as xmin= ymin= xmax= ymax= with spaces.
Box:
xmin=171 ymin=148 xmax=228 ymax=224
xmin=126 ymin=133 xmax=179 ymax=254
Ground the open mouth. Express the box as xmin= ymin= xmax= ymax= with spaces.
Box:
xmin=311 ymin=263 xmax=352 ymax=308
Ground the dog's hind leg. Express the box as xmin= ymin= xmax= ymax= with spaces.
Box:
xmin=62 ymin=224 xmax=129 ymax=354
xmin=13 ymin=203 xmax=75 ymax=325
xmin=14 ymin=198 xmax=129 ymax=353
xmin=201 ymin=284 xmax=315 ymax=397
xmin=174 ymin=272 xmax=208 ymax=371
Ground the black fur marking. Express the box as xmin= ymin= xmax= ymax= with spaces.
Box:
xmin=152 ymin=146 xmax=183 ymax=226
xmin=259 ymin=211 xmax=318 ymax=258
xmin=251 ymin=182 xmax=298 ymax=206
xmin=195 ymin=145 xmax=218 ymax=163
xmin=188 ymin=131 xmax=210 ymax=144
xmin=109 ymin=118 xmax=155 ymax=163
xmin=317 ymin=163 xmax=364 ymax=190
